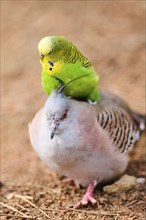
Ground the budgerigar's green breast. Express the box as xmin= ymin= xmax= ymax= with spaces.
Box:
xmin=42 ymin=61 xmax=99 ymax=101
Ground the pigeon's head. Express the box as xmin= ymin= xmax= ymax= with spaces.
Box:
xmin=45 ymin=90 xmax=71 ymax=139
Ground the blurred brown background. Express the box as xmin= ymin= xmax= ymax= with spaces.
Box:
xmin=1 ymin=0 xmax=145 ymax=197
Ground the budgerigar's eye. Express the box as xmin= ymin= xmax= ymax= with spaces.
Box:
xmin=48 ymin=52 xmax=52 ymax=55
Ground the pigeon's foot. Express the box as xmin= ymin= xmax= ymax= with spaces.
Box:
xmin=73 ymin=180 xmax=97 ymax=209
xmin=73 ymin=195 xmax=96 ymax=208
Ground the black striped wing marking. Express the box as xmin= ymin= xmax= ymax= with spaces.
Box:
xmin=97 ymin=106 xmax=139 ymax=153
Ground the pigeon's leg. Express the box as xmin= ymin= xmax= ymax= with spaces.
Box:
xmin=63 ymin=178 xmax=81 ymax=188
xmin=74 ymin=180 xmax=97 ymax=209
xmin=63 ymin=177 xmax=74 ymax=185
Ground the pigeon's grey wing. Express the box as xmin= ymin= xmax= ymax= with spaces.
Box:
xmin=94 ymin=90 xmax=144 ymax=153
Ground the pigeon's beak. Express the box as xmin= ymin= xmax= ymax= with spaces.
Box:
xmin=50 ymin=120 xmax=60 ymax=139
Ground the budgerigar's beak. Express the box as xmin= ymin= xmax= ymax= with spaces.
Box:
xmin=39 ymin=52 xmax=44 ymax=58
xmin=50 ymin=120 xmax=60 ymax=139
xmin=39 ymin=52 xmax=44 ymax=63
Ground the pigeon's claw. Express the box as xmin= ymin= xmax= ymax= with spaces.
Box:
xmin=73 ymin=195 xmax=96 ymax=209
xmin=73 ymin=180 xmax=97 ymax=209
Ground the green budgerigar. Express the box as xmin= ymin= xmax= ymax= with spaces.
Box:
xmin=38 ymin=36 xmax=100 ymax=103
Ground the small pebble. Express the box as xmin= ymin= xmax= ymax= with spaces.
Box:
xmin=136 ymin=177 xmax=145 ymax=184
xmin=103 ymin=174 xmax=136 ymax=193
xmin=6 ymin=193 xmax=14 ymax=200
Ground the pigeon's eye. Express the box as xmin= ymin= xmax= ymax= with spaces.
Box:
xmin=60 ymin=109 xmax=68 ymax=120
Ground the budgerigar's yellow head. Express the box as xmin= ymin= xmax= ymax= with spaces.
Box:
xmin=38 ymin=36 xmax=92 ymax=77
xmin=38 ymin=36 xmax=71 ymax=75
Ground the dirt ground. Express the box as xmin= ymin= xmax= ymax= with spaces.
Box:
xmin=1 ymin=1 xmax=146 ymax=219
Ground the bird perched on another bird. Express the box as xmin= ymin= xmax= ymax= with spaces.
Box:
xmin=29 ymin=83 xmax=145 ymax=208
xmin=38 ymin=36 xmax=99 ymax=104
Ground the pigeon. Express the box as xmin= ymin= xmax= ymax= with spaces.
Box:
xmin=29 ymin=85 xmax=145 ymax=208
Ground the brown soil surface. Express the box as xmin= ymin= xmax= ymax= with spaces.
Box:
xmin=1 ymin=1 xmax=145 ymax=220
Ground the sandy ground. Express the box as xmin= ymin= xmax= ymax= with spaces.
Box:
xmin=1 ymin=1 xmax=146 ymax=219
